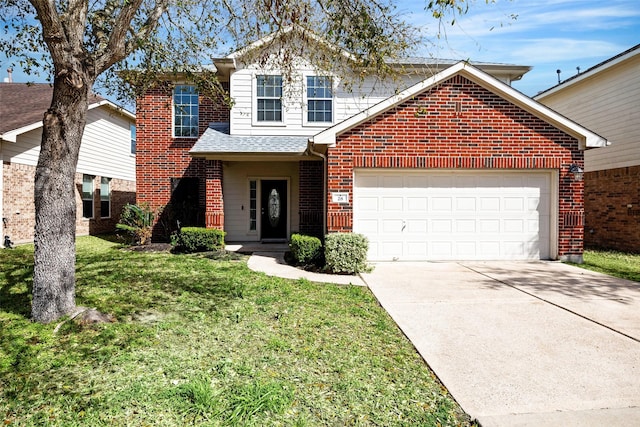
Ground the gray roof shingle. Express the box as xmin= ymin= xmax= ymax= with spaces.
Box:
xmin=190 ymin=123 xmax=310 ymax=155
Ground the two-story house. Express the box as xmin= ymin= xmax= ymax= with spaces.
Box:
xmin=135 ymin=29 xmax=607 ymax=262
xmin=1 ymin=82 xmax=136 ymax=246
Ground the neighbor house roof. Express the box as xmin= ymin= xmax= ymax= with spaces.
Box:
xmin=534 ymin=43 xmax=640 ymax=99
xmin=311 ymin=61 xmax=608 ymax=150
xmin=190 ymin=123 xmax=310 ymax=161
xmin=0 ymin=83 xmax=134 ymax=142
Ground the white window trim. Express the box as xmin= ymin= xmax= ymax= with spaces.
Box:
xmin=172 ymin=84 xmax=199 ymax=139
xmin=302 ymin=73 xmax=334 ymax=127
xmin=252 ymin=74 xmax=286 ymax=127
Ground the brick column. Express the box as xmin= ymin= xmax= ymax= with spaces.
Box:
xmin=205 ymin=160 xmax=224 ymax=229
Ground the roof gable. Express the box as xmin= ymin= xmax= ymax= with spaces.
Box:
xmin=311 ymin=62 xmax=607 ymax=150
xmin=0 ymin=83 xmax=134 ymax=142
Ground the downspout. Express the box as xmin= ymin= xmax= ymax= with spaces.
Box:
xmin=306 ymin=140 xmax=327 ymax=237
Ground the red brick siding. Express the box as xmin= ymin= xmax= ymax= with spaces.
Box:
xmin=2 ymin=162 xmax=134 ymax=243
xmin=326 ymin=75 xmax=585 ymax=258
xmin=584 ymin=165 xmax=640 ymax=252
xmin=135 ymin=82 xmax=230 ymax=238
xmin=299 ymin=160 xmax=324 ymax=237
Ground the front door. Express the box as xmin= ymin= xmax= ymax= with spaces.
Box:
xmin=261 ymin=180 xmax=287 ymax=240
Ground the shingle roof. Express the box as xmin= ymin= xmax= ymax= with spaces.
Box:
xmin=0 ymin=83 xmax=104 ymax=134
xmin=190 ymin=123 xmax=309 ymax=155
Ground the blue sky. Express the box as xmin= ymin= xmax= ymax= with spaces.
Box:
xmin=400 ymin=0 xmax=640 ymax=95
xmin=1 ymin=0 xmax=638 ymax=98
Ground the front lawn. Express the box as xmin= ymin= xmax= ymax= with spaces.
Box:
xmin=0 ymin=236 xmax=470 ymax=426
xmin=577 ymin=250 xmax=640 ymax=282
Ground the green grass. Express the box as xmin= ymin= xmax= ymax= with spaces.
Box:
xmin=576 ymin=250 xmax=640 ymax=282
xmin=0 ymin=236 xmax=471 ymax=426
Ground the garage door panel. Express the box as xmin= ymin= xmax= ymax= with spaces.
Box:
xmin=432 ymin=219 xmax=452 ymax=233
xmin=407 ymin=219 xmax=428 ymax=233
xmin=354 ymin=170 xmax=552 ymax=261
xmin=407 ymin=197 xmax=427 ymax=211
xmin=382 ymin=197 xmax=403 ymax=211
xmin=432 ymin=197 xmax=453 ymax=211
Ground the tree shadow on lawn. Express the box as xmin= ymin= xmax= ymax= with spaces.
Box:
xmin=74 ymin=250 xmax=249 ymax=319
xmin=0 ymin=247 xmax=34 ymax=318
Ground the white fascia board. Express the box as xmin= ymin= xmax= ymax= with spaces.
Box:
xmin=2 ymin=100 xmax=134 ymax=143
xmin=1 ymin=121 xmax=42 ymax=143
xmin=312 ymin=61 xmax=608 ymax=149
xmin=89 ymin=100 xmax=136 ymax=121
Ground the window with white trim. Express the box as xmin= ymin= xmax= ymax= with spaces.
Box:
xmin=306 ymin=76 xmax=332 ymax=123
xmin=82 ymin=175 xmax=94 ymax=219
xmin=256 ymin=75 xmax=283 ymax=122
xmin=100 ymin=177 xmax=111 ymax=218
xmin=173 ymin=85 xmax=199 ymax=137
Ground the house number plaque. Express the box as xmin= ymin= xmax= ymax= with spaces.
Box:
xmin=332 ymin=192 xmax=349 ymax=203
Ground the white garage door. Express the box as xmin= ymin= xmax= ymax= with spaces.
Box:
xmin=353 ymin=170 xmax=552 ymax=261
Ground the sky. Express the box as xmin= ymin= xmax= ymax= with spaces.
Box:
xmin=399 ymin=0 xmax=640 ymax=96
xmin=1 ymin=0 xmax=638 ymax=99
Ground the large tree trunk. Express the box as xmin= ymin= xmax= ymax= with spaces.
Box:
xmin=31 ymin=76 xmax=89 ymax=323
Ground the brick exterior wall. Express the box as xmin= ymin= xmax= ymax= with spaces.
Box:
xmin=326 ymin=75 xmax=585 ymax=259
xmin=2 ymin=162 xmax=135 ymax=243
xmin=135 ymin=82 xmax=230 ymax=239
xmin=299 ymin=160 xmax=324 ymax=238
xmin=584 ymin=165 xmax=640 ymax=252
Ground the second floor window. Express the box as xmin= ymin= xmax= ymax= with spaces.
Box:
xmin=174 ymin=85 xmax=199 ymax=137
xmin=256 ymin=75 xmax=282 ymax=122
xmin=307 ymin=76 xmax=332 ymax=123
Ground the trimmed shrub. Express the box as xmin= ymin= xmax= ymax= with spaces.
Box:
xmin=173 ymin=227 xmax=225 ymax=253
xmin=324 ymin=233 xmax=369 ymax=274
xmin=289 ymin=233 xmax=323 ymax=265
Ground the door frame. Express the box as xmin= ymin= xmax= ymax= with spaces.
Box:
xmin=255 ymin=177 xmax=290 ymax=241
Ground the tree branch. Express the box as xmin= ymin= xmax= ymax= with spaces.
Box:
xmin=28 ymin=0 xmax=68 ymax=67
xmin=94 ymin=0 xmax=169 ymax=74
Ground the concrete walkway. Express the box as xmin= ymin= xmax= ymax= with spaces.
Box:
xmin=361 ymin=261 xmax=640 ymax=426
xmin=247 ymin=252 xmax=366 ymax=286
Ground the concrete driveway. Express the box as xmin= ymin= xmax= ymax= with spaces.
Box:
xmin=361 ymin=261 xmax=640 ymax=426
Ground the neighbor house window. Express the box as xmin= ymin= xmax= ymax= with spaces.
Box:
xmin=256 ymin=75 xmax=282 ymax=122
xmin=307 ymin=76 xmax=332 ymax=123
xmin=130 ymin=124 xmax=136 ymax=154
xmin=82 ymin=174 xmax=94 ymax=218
xmin=249 ymin=180 xmax=257 ymax=231
xmin=174 ymin=85 xmax=199 ymax=137
xmin=100 ymin=177 xmax=111 ymax=218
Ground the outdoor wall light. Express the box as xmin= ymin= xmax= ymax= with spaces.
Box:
xmin=569 ymin=164 xmax=584 ymax=181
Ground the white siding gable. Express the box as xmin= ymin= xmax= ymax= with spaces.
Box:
xmin=536 ymin=51 xmax=640 ymax=171
xmin=4 ymin=104 xmax=135 ymax=181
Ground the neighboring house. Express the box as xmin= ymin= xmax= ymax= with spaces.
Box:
xmin=1 ymin=82 xmax=136 ymax=246
xmin=535 ymin=44 xmax=640 ymax=253
xmin=135 ymin=30 xmax=606 ymax=262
